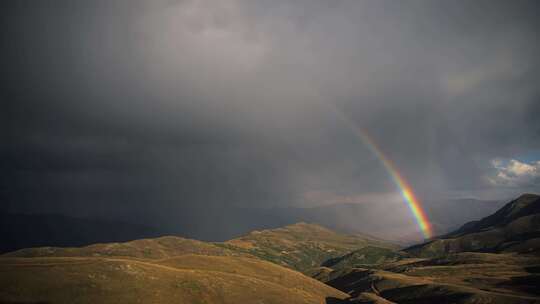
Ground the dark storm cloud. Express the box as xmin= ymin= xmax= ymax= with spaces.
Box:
xmin=2 ymin=0 xmax=540 ymax=239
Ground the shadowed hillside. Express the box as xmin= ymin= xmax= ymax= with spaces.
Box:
xmin=322 ymin=253 xmax=540 ymax=304
xmin=321 ymin=246 xmax=404 ymax=270
xmin=311 ymin=194 xmax=540 ymax=303
xmin=405 ymin=194 xmax=540 ymax=257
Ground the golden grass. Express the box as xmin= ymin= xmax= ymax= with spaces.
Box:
xmin=3 ymin=236 xmax=251 ymax=259
xmin=0 ymin=255 xmax=348 ymax=304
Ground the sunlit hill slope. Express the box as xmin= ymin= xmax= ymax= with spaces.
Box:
xmin=1 ymin=223 xmax=391 ymax=303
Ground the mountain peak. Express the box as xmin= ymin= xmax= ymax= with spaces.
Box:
xmin=281 ymin=222 xmax=333 ymax=231
xmin=483 ymin=193 xmax=540 ymax=226
xmin=405 ymin=193 xmax=540 ymax=257
xmin=515 ymin=193 xmax=540 ymax=200
xmin=238 ymin=222 xmax=335 ymax=239
xmin=509 ymin=193 xmax=540 ymax=213
xmin=225 ymin=222 xmax=395 ymax=272
xmin=445 ymin=193 xmax=540 ymax=238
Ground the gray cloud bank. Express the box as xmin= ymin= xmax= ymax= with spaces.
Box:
xmin=2 ymin=0 xmax=539 ymax=239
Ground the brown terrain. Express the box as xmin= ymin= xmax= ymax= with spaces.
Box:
xmin=1 ymin=194 xmax=539 ymax=303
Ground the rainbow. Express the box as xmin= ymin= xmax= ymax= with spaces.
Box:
xmin=332 ymin=108 xmax=433 ymax=239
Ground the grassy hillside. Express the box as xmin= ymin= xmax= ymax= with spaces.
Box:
xmin=222 ymin=222 xmax=399 ymax=272
xmin=0 ymin=254 xmax=348 ymax=304
xmin=0 ymin=222 xmax=400 ymax=303
xmin=3 ymin=222 xmax=398 ymax=274
xmin=3 ymin=235 xmax=251 ymax=259
xmin=323 ymin=252 xmax=540 ymax=303
xmin=322 ymin=246 xmax=404 ymax=270
xmin=3 ymin=206 xmax=540 ymax=303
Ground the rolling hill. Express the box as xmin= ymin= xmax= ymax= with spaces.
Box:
xmin=3 ymin=235 xmax=251 ymax=259
xmin=1 ymin=223 xmax=377 ymax=304
xmin=222 ymin=222 xmax=399 ymax=272
xmin=4 ymin=195 xmax=538 ymax=303
xmin=0 ymin=222 xmax=398 ymax=303
xmin=3 ymin=222 xmax=397 ymax=274
xmin=0 ymin=255 xmax=348 ymax=304
xmin=321 ymin=246 xmax=404 ymax=270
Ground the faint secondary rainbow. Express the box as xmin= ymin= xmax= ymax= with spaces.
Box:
xmin=332 ymin=108 xmax=433 ymax=239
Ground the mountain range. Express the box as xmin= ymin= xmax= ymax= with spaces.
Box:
xmin=1 ymin=197 xmax=504 ymax=253
xmin=319 ymin=193 xmax=540 ymax=303
xmin=1 ymin=194 xmax=539 ymax=303
xmin=0 ymin=213 xmax=161 ymax=254
xmin=405 ymin=193 xmax=540 ymax=257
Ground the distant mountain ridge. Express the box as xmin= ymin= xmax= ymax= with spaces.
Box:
xmin=0 ymin=213 xmax=161 ymax=254
xmin=3 ymin=222 xmax=396 ymax=275
xmin=1 ymin=197 xmax=503 ymax=253
xmin=447 ymin=194 xmax=540 ymax=237
xmin=2 ymin=199 xmax=540 ymax=304
xmin=223 ymin=222 xmax=398 ymax=272
xmin=405 ymin=193 xmax=540 ymax=257
xmin=2 ymin=235 xmax=251 ymax=259
xmin=304 ymin=194 xmax=540 ymax=303
xmin=262 ymin=198 xmax=504 ymax=242
xmin=1 ymin=222 xmax=390 ymax=303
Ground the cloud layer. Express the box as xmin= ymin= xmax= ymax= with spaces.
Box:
xmin=489 ymin=159 xmax=540 ymax=187
xmin=2 ymin=0 xmax=540 ymax=238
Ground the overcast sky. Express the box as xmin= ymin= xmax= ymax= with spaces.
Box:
xmin=2 ymin=0 xmax=540 ymax=234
